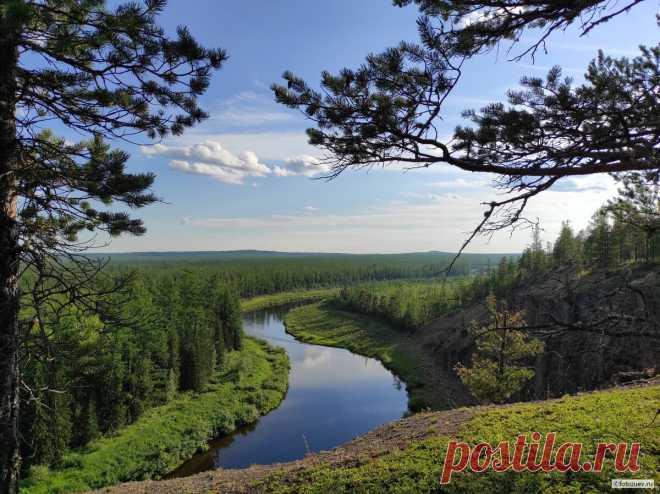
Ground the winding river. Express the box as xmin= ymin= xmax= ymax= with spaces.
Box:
xmin=171 ymin=304 xmax=408 ymax=476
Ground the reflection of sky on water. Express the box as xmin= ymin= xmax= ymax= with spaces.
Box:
xmin=205 ymin=308 xmax=409 ymax=469
xmin=245 ymin=310 xmax=399 ymax=388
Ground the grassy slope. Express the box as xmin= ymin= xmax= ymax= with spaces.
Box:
xmin=21 ymin=338 xmax=289 ymax=494
xmin=241 ymin=288 xmax=339 ymax=313
xmin=283 ymin=302 xmax=466 ymax=411
xmin=258 ymin=384 xmax=660 ymax=493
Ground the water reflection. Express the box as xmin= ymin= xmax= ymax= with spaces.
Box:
xmin=170 ymin=306 xmax=408 ymax=475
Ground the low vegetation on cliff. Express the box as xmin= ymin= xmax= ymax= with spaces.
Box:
xmin=257 ymin=384 xmax=659 ymax=494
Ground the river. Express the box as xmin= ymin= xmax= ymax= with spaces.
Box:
xmin=170 ymin=304 xmax=409 ymax=476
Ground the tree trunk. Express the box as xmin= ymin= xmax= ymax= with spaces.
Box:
xmin=0 ymin=26 xmax=20 ymax=494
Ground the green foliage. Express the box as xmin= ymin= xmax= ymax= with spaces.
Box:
xmin=241 ymin=288 xmax=339 ymax=313
xmin=333 ymin=278 xmax=473 ymax=331
xmin=274 ymin=2 xmax=657 ymax=236
xmin=394 ymin=1 xmax=635 ymax=56
xmin=605 ymin=173 xmax=660 ymax=261
xmin=478 ymin=181 xmax=660 ymax=299
xmin=332 ymin=261 xmax=520 ymax=332
xmin=21 ymin=338 xmax=289 ymax=494
xmin=455 ymin=296 xmax=543 ymax=404
xmin=215 ymin=286 xmax=243 ymax=351
xmin=456 ymin=359 xmax=535 ymax=405
xmin=17 ymin=251 xmax=500 ymax=475
xmin=21 ymin=364 xmax=73 ymax=468
xmin=106 ymin=251 xmax=506 ymax=297
xmin=19 ymin=269 xmax=244 ymax=469
xmin=4 ymin=3 xmax=227 ymax=489
xmin=257 ymin=385 xmax=660 ymax=493
xmin=552 ymin=221 xmax=579 ymax=267
xmin=10 ymin=0 xmax=227 ymax=258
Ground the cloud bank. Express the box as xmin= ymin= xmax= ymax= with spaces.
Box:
xmin=174 ymin=180 xmax=614 ymax=253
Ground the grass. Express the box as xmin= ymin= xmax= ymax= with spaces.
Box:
xmin=257 ymin=385 xmax=660 ymax=493
xmin=21 ymin=337 xmax=289 ymax=494
xmin=241 ymin=288 xmax=339 ymax=313
xmin=283 ymin=301 xmax=448 ymax=411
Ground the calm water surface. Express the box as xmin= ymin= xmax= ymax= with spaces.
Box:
xmin=171 ymin=305 xmax=408 ymax=475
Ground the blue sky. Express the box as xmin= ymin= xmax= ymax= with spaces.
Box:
xmin=99 ymin=0 xmax=658 ymax=253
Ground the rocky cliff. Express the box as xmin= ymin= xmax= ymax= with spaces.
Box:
xmin=420 ymin=264 xmax=660 ymax=400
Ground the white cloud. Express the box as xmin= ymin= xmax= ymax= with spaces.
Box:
xmin=175 ymin=131 xmax=316 ymax=161
xmin=401 ymin=191 xmax=462 ymax=202
xmin=142 ymin=140 xmax=329 ymax=185
xmin=104 ymin=168 xmax=617 ymax=254
xmin=271 ymin=165 xmax=295 ymax=177
xmin=426 ymin=177 xmax=491 ymax=189
xmin=143 ymin=141 xmax=271 ymax=184
xmin=169 ymin=160 xmax=246 ymax=185
xmin=281 ymin=155 xmax=332 ymax=177
xmin=303 ymin=206 xmax=319 ymax=212
xmin=552 ymin=176 xmax=613 ymax=193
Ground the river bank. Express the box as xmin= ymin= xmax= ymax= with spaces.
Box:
xmin=240 ymin=288 xmax=339 ymax=313
xmin=21 ymin=290 xmax=406 ymax=494
xmin=92 ymin=381 xmax=660 ymax=494
xmin=21 ymin=338 xmax=289 ymax=494
xmin=168 ymin=304 xmax=408 ymax=474
xmin=21 ymin=290 xmax=346 ymax=494
xmin=283 ymin=302 xmax=472 ymax=411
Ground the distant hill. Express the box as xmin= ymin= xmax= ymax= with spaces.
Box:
xmin=96 ymin=250 xmax=520 ymax=265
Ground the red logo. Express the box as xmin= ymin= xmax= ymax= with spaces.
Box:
xmin=440 ymin=433 xmax=641 ymax=484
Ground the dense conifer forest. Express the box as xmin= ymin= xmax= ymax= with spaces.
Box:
xmin=104 ymin=251 xmax=506 ymax=297
xmin=19 ymin=270 xmax=242 ymax=471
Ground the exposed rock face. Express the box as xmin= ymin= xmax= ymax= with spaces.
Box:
xmin=420 ymin=265 xmax=660 ymax=401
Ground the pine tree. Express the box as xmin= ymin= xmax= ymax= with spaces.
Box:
xmin=165 ymin=332 xmax=181 ymax=400
xmin=455 ymin=295 xmax=544 ymax=404
xmin=520 ymin=224 xmax=549 ymax=277
xmin=77 ymin=398 xmax=100 ymax=447
xmin=179 ymin=308 xmax=215 ymax=392
xmin=225 ymin=290 xmax=243 ymax=351
xmin=273 ymin=1 xmax=658 ymax=259
xmin=22 ymin=363 xmax=72 ymax=468
xmin=0 ymin=2 xmax=225 ymax=489
xmin=585 ymin=209 xmax=615 ymax=268
xmin=606 ymin=173 xmax=660 ymax=261
xmin=553 ymin=221 xmax=577 ymax=267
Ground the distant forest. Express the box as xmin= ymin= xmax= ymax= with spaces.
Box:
xmin=104 ymin=251 xmax=508 ymax=297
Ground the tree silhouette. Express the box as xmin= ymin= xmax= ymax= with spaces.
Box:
xmin=273 ymin=1 xmax=658 ymax=267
